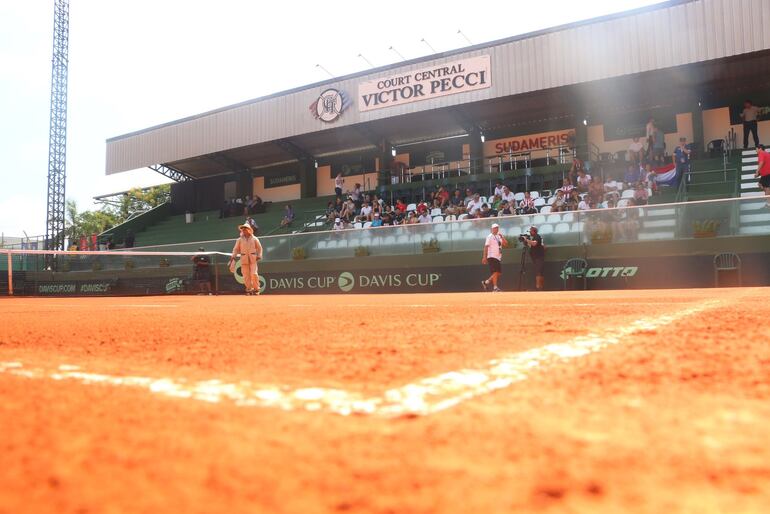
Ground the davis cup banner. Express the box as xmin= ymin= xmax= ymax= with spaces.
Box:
xmin=358 ymin=55 xmax=491 ymax=112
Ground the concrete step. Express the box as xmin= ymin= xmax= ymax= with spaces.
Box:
xmin=742 ymin=173 xmax=758 ymax=180
xmin=740 ymin=213 xmax=770 ymax=224
xmin=743 ymin=157 xmax=758 ymax=164
xmin=646 ymin=208 xmax=676 ymax=217
xmin=638 ymin=231 xmax=676 ymax=241
xmin=739 ymin=225 xmax=770 ymax=235
xmin=742 ymin=164 xmax=758 ymax=172
xmin=741 ymin=182 xmax=760 ymax=190
xmin=742 ymin=150 xmax=758 ymax=155
xmin=643 ymin=219 xmax=676 ymax=228
xmin=741 ymin=191 xmax=765 ymax=198
xmin=740 ymin=201 xmax=768 ymax=211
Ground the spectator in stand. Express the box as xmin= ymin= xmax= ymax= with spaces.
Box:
xmin=279 ymin=204 xmax=295 ymax=228
xmin=436 ymin=186 xmax=450 ymax=207
xmin=415 ymin=200 xmax=429 ymax=216
xmin=628 ymin=136 xmax=644 ymax=164
xmin=340 ymin=198 xmax=355 ymax=222
xmin=493 ymin=181 xmax=505 ymax=198
xmin=673 ymin=137 xmax=692 ymax=185
xmin=325 ymin=201 xmax=337 ymax=223
xmin=500 ymin=185 xmax=516 ymax=205
xmin=577 ymin=195 xmax=590 ymax=211
xmin=558 ymin=178 xmax=575 ymax=196
xmin=552 ymin=190 xmax=567 ymax=212
xmin=248 ymin=195 xmax=263 ymax=214
xmin=332 ymin=217 xmax=345 ymax=231
xmin=755 ymin=144 xmax=770 ymax=208
xmin=417 ymin=210 xmax=432 ymax=224
xmin=634 ymin=183 xmax=649 ymax=206
xmin=355 ymin=201 xmax=373 ymax=223
xmin=334 ymin=173 xmax=344 ymax=198
xmin=464 ymin=188 xmax=475 ymax=204
xmin=479 ymin=204 xmax=492 ymax=218
xmin=645 ymin=117 xmax=656 ymax=159
xmin=490 ymin=195 xmax=503 ymax=213
xmin=576 ymin=169 xmax=592 ymax=193
xmin=652 ymin=126 xmax=665 ymax=165
xmin=395 ymin=198 xmax=407 ymax=215
xmin=568 ymin=156 xmax=584 ymax=185
xmin=565 ymin=190 xmax=580 ymax=211
xmin=246 ymin=216 xmax=259 ymax=236
xmin=498 ymin=200 xmax=515 ymax=217
xmin=405 ymin=211 xmax=418 ymax=224
xmin=370 ymin=213 xmax=383 ymax=227
xmin=466 ymin=193 xmax=483 ymax=217
xmin=741 ymin=99 xmax=760 ymax=149
xmin=450 ymin=189 xmax=464 ymax=208
xmin=517 ymin=192 xmax=537 ymax=215
xmin=624 ymin=164 xmax=642 ymax=186
xmin=124 ymin=230 xmax=135 ymax=249
xmin=588 ymin=180 xmax=605 ymax=205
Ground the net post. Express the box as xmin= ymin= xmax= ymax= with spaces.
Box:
xmin=213 ymin=253 xmax=220 ymax=295
xmin=6 ymin=252 xmax=12 ymax=296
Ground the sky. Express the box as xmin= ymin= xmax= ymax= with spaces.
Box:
xmin=0 ymin=0 xmax=666 ymax=237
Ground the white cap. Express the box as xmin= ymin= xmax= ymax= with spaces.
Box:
xmin=491 ymin=223 xmax=499 ymax=229
xmin=374 ymin=213 xmax=380 ymax=217
xmin=335 ymin=218 xmax=341 ymax=223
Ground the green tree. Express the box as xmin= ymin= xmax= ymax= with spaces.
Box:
xmin=65 ymin=200 xmax=119 ymax=242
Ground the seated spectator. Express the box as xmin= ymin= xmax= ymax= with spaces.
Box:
xmin=577 ymin=195 xmax=590 ymax=210
xmin=564 ymin=190 xmax=580 ymax=211
xmin=493 ymin=181 xmax=505 ymax=198
xmin=466 ymin=193 xmax=483 ymax=217
xmin=490 ymin=194 xmax=503 ymax=213
xmin=624 ymin=164 xmax=642 ymax=185
xmin=628 ymin=136 xmax=644 ymax=164
xmin=416 ymin=201 xmax=429 ymax=216
xmin=558 ymin=178 xmax=575 ymax=196
xmin=355 ymin=201 xmax=373 ymax=223
xmin=279 ymin=204 xmax=295 ymax=228
xmin=633 ymin=183 xmax=649 ymax=205
xmin=450 ymin=189 xmax=464 ymax=207
xmin=332 ymin=217 xmax=346 ymax=231
xmin=436 ymin=186 xmax=450 ymax=207
xmin=371 ymin=213 xmax=383 ymax=227
xmin=517 ymin=192 xmax=537 ymax=215
xmin=395 ymin=198 xmax=407 ymax=214
xmin=444 ymin=201 xmax=462 ymax=216
xmin=498 ymin=200 xmax=515 ymax=217
xmin=500 ymin=185 xmax=515 ymax=204
xmin=340 ymin=199 xmax=356 ymax=222
xmin=405 ymin=211 xmax=418 ymax=224
xmin=463 ymin=188 xmax=475 ymax=204
xmin=478 ymin=204 xmax=492 ymax=218
xmin=325 ymin=201 xmax=337 ymax=223
xmin=552 ymin=190 xmax=567 ymax=212
xmin=247 ymin=195 xmax=263 ymax=214
xmin=246 ymin=216 xmax=259 ymax=236
xmin=417 ymin=211 xmax=432 ymax=224
xmin=576 ymin=169 xmax=592 ymax=192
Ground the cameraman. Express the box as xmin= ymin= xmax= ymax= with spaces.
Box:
xmin=521 ymin=226 xmax=545 ymax=291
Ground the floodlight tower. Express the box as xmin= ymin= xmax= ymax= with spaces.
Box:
xmin=45 ymin=0 xmax=70 ymax=251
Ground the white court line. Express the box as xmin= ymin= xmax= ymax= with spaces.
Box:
xmin=289 ymin=302 xmax=681 ymax=309
xmin=0 ymin=299 xmax=723 ymax=417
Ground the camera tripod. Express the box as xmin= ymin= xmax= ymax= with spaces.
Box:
xmin=517 ymin=243 xmax=529 ymax=292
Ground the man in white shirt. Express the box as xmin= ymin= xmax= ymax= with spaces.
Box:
xmin=494 ymin=181 xmax=505 ymax=198
xmin=481 ymin=223 xmax=508 ymax=292
xmin=628 ymin=136 xmax=644 ymax=164
xmin=466 ymin=193 xmax=483 ymax=217
xmin=334 ymin=174 xmax=344 ymax=198
xmin=356 ymin=202 xmax=372 ymax=222
xmin=417 ymin=212 xmax=432 ymax=224
xmin=741 ymin=99 xmax=760 ymax=149
xmin=501 ymin=186 xmax=516 ymax=204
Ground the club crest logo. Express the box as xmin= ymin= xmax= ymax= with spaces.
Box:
xmin=310 ymin=88 xmax=350 ymax=123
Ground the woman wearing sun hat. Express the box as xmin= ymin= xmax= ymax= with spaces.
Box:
xmin=230 ymin=223 xmax=263 ymax=295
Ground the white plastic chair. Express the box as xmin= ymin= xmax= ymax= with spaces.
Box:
xmin=430 ymin=208 xmax=442 ymax=216
xmin=514 ymin=192 xmax=525 ymax=202
xmin=432 ymin=216 xmax=445 ymax=224
xmin=546 ymin=214 xmax=561 ymax=224
xmin=363 ymin=221 xmax=372 ymax=228
xmin=317 ymin=240 xmax=328 ymax=249
xmin=534 ymin=198 xmax=546 ymax=207
xmin=445 ymin=214 xmax=457 ymax=221
xmin=533 ymin=214 xmax=547 ymax=225
xmin=539 ymin=205 xmax=552 ymax=214
xmin=458 ymin=214 xmax=469 ymax=220
xmin=554 ymin=223 xmax=571 ymax=233
xmin=353 ymin=222 xmax=363 ymax=229
xmin=547 ymin=196 xmax=557 ymax=205
xmin=479 ymin=196 xmax=488 ymax=205
xmin=561 ymin=212 xmax=575 ymax=223
xmin=617 ymin=199 xmax=630 ymax=208
xmin=621 ymin=189 xmax=635 ymax=199
xmin=406 ymin=203 xmax=417 ymax=212
xmin=530 ymin=191 xmax=540 ymax=199
xmin=538 ymin=224 xmax=554 ymax=235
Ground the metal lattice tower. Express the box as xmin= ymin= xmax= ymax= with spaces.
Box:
xmin=45 ymin=0 xmax=70 ymax=251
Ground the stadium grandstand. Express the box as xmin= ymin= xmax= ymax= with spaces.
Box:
xmin=91 ymin=0 xmax=770 ymax=293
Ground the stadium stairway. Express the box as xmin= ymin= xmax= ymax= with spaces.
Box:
xmin=738 ymin=149 xmax=770 ymax=236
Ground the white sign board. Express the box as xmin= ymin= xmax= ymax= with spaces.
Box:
xmin=358 ymin=55 xmax=491 ymax=112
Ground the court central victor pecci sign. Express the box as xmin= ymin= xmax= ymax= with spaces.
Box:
xmin=358 ymin=55 xmax=491 ymax=112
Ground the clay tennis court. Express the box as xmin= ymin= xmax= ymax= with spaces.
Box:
xmin=1 ymin=287 xmax=768 ymax=513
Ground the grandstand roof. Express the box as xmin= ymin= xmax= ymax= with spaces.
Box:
xmin=106 ymin=0 xmax=770 ymax=179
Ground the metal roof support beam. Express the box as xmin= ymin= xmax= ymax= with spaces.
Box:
xmin=205 ymin=152 xmax=250 ymax=174
xmin=148 ymin=164 xmax=194 ymax=182
xmin=274 ymin=139 xmax=315 ymax=162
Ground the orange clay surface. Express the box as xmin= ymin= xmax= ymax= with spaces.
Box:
xmin=0 ymin=288 xmax=769 ymax=514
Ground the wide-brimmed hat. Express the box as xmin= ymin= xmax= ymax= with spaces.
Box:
xmin=238 ymin=224 xmax=253 ymax=234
